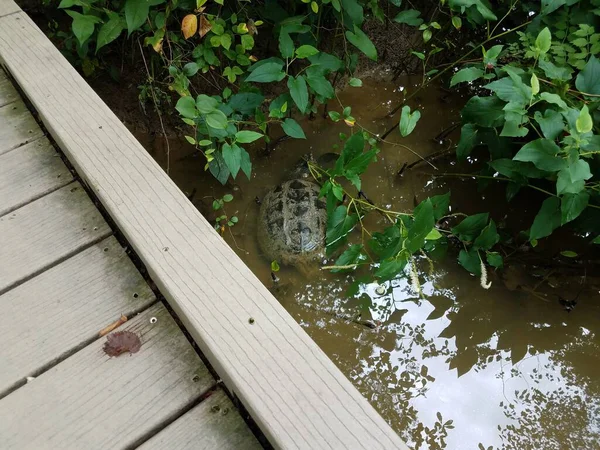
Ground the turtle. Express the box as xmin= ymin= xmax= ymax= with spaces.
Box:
xmin=257 ymin=153 xmax=338 ymax=271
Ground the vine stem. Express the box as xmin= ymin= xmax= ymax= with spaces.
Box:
xmin=380 ymin=20 xmax=532 ymax=140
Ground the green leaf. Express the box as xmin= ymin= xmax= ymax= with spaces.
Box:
xmin=486 ymin=252 xmax=503 ymax=268
xmin=331 ymin=244 xmax=366 ymax=272
xmin=65 ymin=11 xmax=101 ymax=46
xmin=271 ymin=260 xmax=280 ymax=272
xmin=575 ymin=55 xmax=600 ymax=95
xmin=341 ymin=132 xmax=365 ymax=163
xmin=348 ymin=78 xmax=362 ymax=87
xmin=531 ymin=73 xmax=540 ymax=95
xmin=375 ymin=258 xmax=407 ymax=281
xmin=534 ymin=109 xmax=564 ymax=140
xmin=235 ymin=130 xmax=263 ymax=143
xmin=425 ymin=229 xmax=443 ymax=240
xmin=513 ymin=139 xmax=566 ymax=172
xmin=326 ymin=205 xmax=358 ymax=247
xmin=241 ymin=34 xmax=254 ymax=50
xmin=576 ymin=104 xmax=593 ymax=133
xmin=556 ymin=159 xmax=593 ymax=195
xmin=407 ymin=199 xmax=435 ymax=253
xmin=328 ymin=111 xmax=341 ymax=121
xmin=124 ymin=0 xmax=150 ymax=35
xmin=246 ymin=62 xmax=286 ymax=83
xmin=240 ymin=148 xmax=252 ymax=179
xmin=369 ymin=226 xmax=401 ymax=259
xmin=449 ymin=0 xmax=496 ymax=20
xmin=222 ymin=142 xmax=242 ymax=178
xmin=341 ymin=0 xmax=365 ymax=26
xmin=473 ymin=220 xmax=499 ymax=250
xmin=295 ymin=45 xmax=319 ymax=58
xmin=456 ymin=123 xmax=478 ymax=160
xmin=539 ymin=59 xmax=572 ymax=81
xmin=560 ymin=250 xmax=578 ymax=258
xmin=282 ymin=118 xmax=306 ymax=139
xmin=452 ymin=16 xmax=462 ymax=30
xmin=176 ymin=96 xmax=197 ymax=119
xmin=287 ymin=75 xmax=309 ymax=113
xmin=278 ymin=31 xmax=294 ymax=58
xmin=195 ymin=94 xmax=218 ymax=114
xmin=535 ymin=27 xmax=552 ymax=54
xmin=345 ymin=26 xmax=377 ymax=61
xmin=452 ymin=213 xmax=489 ymax=242
xmin=484 ymin=76 xmax=531 ymax=103
xmin=208 ymin=150 xmax=231 ymax=185
xmin=228 ymin=93 xmax=264 ymax=116
xmin=430 ymin=192 xmax=451 ymax=220
xmin=530 ymin=197 xmax=561 ymax=240
xmin=183 ymin=62 xmax=199 ymax=77
xmin=306 ymin=72 xmax=334 ymax=98
xmin=399 ymin=106 xmax=421 ymax=137
xmin=561 ymin=191 xmax=589 ymax=225
xmin=458 ymin=248 xmax=481 ymax=275
xmin=220 ymin=33 xmax=232 ymax=50
xmin=393 ymin=9 xmax=423 ymax=26
xmin=539 ymin=92 xmax=568 ymax=111
xmin=96 ymin=14 xmax=125 ymax=52
xmin=205 ymin=110 xmax=228 ymax=129
xmin=541 ymin=0 xmax=567 ymax=15
xmin=450 ymin=67 xmax=484 ymax=87
xmin=461 ymin=96 xmax=505 ymax=128
xmin=223 ymin=194 xmax=233 ymax=202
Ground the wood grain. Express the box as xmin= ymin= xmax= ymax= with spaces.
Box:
xmin=0 ymin=8 xmax=407 ymax=449
xmin=0 ymin=137 xmax=73 ymax=216
xmin=0 ymin=69 xmax=19 ymax=107
xmin=0 ymin=303 xmax=215 ymax=449
xmin=0 ymin=237 xmax=156 ymax=396
xmin=138 ymin=389 xmax=262 ymax=450
xmin=0 ymin=0 xmax=19 ymax=16
xmin=0 ymin=182 xmax=112 ymax=294
xmin=0 ymin=99 xmax=43 ymax=155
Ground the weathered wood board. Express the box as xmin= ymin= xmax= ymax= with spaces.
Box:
xmin=0 ymin=137 xmax=73 ymax=216
xmin=138 ymin=389 xmax=262 ymax=450
xmin=0 ymin=182 xmax=111 ymax=294
xmin=0 ymin=237 xmax=156 ymax=397
xmin=0 ymin=69 xmax=19 ymax=107
xmin=0 ymin=303 xmax=215 ymax=449
xmin=0 ymin=7 xmax=407 ymax=448
xmin=0 ymin=99 xmax=43 ymax=155
xmin=0 ymin=0 xmax=19 ymax=17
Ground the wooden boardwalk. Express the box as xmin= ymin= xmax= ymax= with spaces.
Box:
xmin=0 ymin=68 xmax=261 ymax=449
xmin=0 ymin=1 xmax=408 ymax=448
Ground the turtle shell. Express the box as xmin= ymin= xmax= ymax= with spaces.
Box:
xmin=257 ymin=179 xmax=327 ymax=267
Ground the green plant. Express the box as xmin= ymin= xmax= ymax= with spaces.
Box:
xmin=212 ymin=193 xmax=238 ymax=233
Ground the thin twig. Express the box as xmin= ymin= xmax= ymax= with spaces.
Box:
xmin=138 ymin=39 xmax=171 ymax=174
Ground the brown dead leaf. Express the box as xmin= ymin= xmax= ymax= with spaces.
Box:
xmin=103 ymin=331 xmax=141 ymax=357
xmin=181 ymin=14 xmax=198 ymax=40
xmin=99 ymin=315 xmax=128 ymax=337
xmin=247 ymin=19 xmax=258 ymax=36
xmin=199 ymin=15 xmax=212 ymax=38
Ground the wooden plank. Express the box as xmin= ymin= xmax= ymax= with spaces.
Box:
xmin=0 ymin=9 xmax=407 ymax=449
xmin=0 ymin=69 xmax=19 ymax=107
xmin=0 ymin=182 xmax=112 ymax=294
xmin=0 ymin=99 xmax=44 ymax=155
xmin=0 ymin=0 xmax=19 ymax=17
xmin=0 ymin=236 xmax=156 ymax=397
xmin=139 ymin=389 xmax=262 ymax=450
xmin=0 ymin=137 xmax=73 ymax=216
xmin=0 ymin=303 xmax=216 ymax=449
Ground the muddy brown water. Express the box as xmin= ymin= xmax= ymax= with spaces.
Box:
xmin=135 ymin=76 xmax=600 ymax=449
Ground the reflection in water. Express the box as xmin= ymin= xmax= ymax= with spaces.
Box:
xmin=147 ymin=76 xmax=600 ymax=449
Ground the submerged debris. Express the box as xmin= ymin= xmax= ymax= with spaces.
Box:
xmin=103 ymin=331 xmax=142 ymax=357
